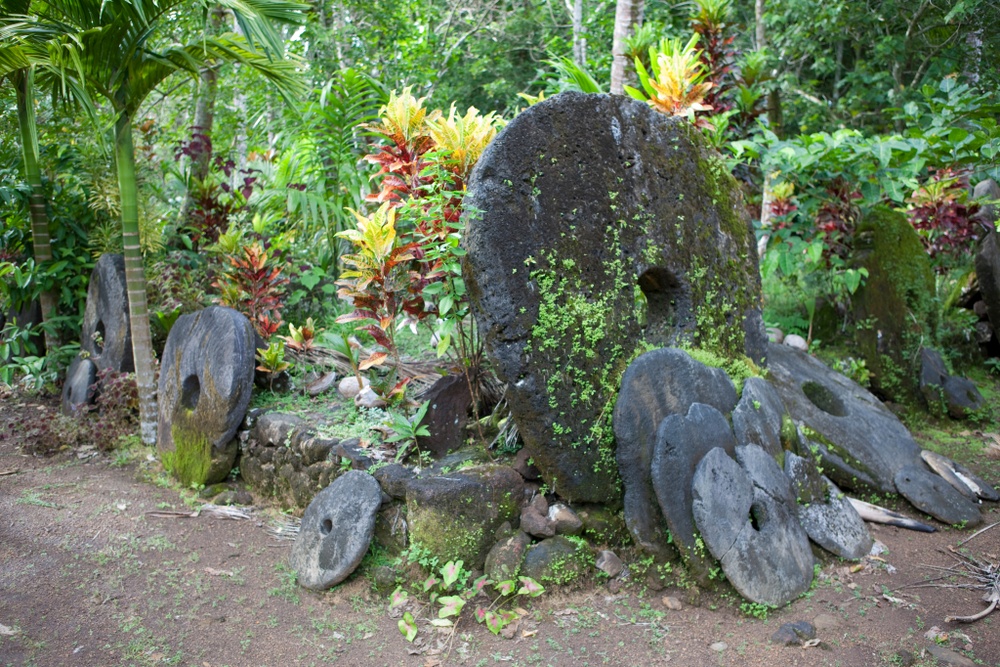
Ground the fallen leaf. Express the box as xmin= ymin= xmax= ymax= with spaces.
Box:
xmin=514 ymin=607 xmax=529 ymax=617
xmin=204 ymin=568 xmax=233 ymax=577
xmin=521 ymin=629 xmax=537 ymax=638
xmin=0 ymin=624 xmax=18 ymax=636
xmin=802 ymin=639 xmax=821 ymax=648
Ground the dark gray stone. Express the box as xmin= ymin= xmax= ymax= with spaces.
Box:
xmin=692 ymin=446 xmax=814 ymax=606
xmin=651 ymin=402 xmax=737 ymax=580
xmin=972 ymin=178 xmax=1000 ymax=230
xmin=894 ymin=465 xmax=982 ymax=527
xmin=766 ymin=343 xmax=922 ymax=493
xmin=372 ymin=463 xmax=414 ymax=500
xmin=595 ymin=549 xmax=624 ymax=578
xmin=770 ymin=620 xmax=816 ymax=646
xmin=547 ymin=503 xmax=583 ymax=536
xmin=484 ymin=530 xmax=531 ymax=581
xmin=521 ymin=535 xmax=589 ymax=585
xmin=614 ymin=348 xmax=738 ymax=556
xmin=157 ymin=307 xmax=256 ymax=486
xmin=81 ymin=254 xmax=133 ymax=372
xmin=416 ymin=374 xmax=474 ymax=458
xmin=61 ymin=356 xmax=97 ymax=415
xmin=290 ymin=470 xmax=382 ymax=590
xmin=784 ymin=452 xmax=872 ymax=559
xmin=521 ymin=504 xmax=555 ymax=538
xmin=405 ymin=465 xmax=524 ymax=569
xmin=919 ymin=348 xmax=986 ymax=419
xmin=975 ymin=229 xmax=1000 ymax=335
xmin=464 ymin=92 xmax=765 ymax=503
xmin=305 ymin=370 xmax=338 ymax=397
xmin=252 ymin=412 xmax=310 ymax=448
xmin=951 ymin=459 xmax=999 ymax=502
xmin=732 ymin=377 xmax=787 ymax=457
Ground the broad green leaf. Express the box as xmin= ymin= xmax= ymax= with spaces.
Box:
xmin=389 ymin=586 xmax=409 ymax=609
xmin=398 ymin=612 xmax=417 ymax=642
xmin=517 ymin=577 xmax=544 ymax=597
xmin=496 ymin=580 xmax=516 ymax=596
xmin=484 ymin=610 xmax=505 ymax=635
xmin=437 ymin=595 xmax=465 ymax=618
xmin=441 ymin=560 xmax=463 ymax=588
xmin=429 ymin=618 xmax=453 ymax=627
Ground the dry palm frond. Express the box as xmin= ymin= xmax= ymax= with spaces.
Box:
xmin=146 ymin=504 xmax=253 ymax=520
xmin=903 ymin=547 xmax=1000 ymax=624
xmin=267 ymin=514 xmax=301 ymax=541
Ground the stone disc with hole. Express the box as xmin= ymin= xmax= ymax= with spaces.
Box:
xmin=765 ymin=343 xmax=922 ymax=493
xmin=81 ymin=253 xmax=133 ymax=372
xmin=290 ymin=470 xmax=383 ymax=590
xmin=692 ymin=445 xmax=814 ymax=606
xmin=156 ymin=306 xmax=255 ymax=485
xmin=61 ymin=355 xmax=97 ymax=415
xmin=463 ymin=91 xmax=767 ymax=503
xmin=784 ymin=451 xmax=872 ymax=559
xmin=894 ymin=465 xmax=982 ymax=527
xmin=615 ymin=348 xmax=738 ymax=556
xmin=650 ymin=402 xmax=737 ymax=579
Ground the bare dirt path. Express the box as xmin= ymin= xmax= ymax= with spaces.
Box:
xmin=2 ymin=395 xmax=999 ymax=667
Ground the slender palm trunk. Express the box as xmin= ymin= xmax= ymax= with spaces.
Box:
xmin=14 ymin=67 xmax=58 ymax=354
xmin=610 ymin=0 xmax=643 ymax=94
xmin=114 ymin=111 xmax=158 ymax=444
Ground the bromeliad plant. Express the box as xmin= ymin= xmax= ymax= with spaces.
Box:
xmin=625 ymin=34 xmax=715 ymax=127
xmin=390 ymin=560 xmax=545 ymax=643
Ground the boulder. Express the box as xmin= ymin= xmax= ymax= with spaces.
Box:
xmin=614 ymin=348 xmax=738 ymax=556
xmin=464 ymin=92 xmax=766 ymax=503
xmin=81 ymin=253 xmax=133 ymax=372
xmin=157 ymin=307 xmax=256 ymax=486
xmin=894 ymin=465 xmax=982 ymax=527
xmin=851 ymin=207 xmax=936 ymax=401
xmin=971 ymin=178 xmax=1000 ymax=229
xmin=405 ymin=465 xmax=523 ymax=569
xmin=290 ymin=470 xmax=382 ymax=590
xmin=919 ymin=347 xmax=986 ymax=419
xmin=692 ymin=446 xmax=814 ymax=606
xmin=60 ymin=356 xmax=97 ymax=415
xmin=765 ymin=343 xmax=922 ymax=493
xmin=416 ymin=374 xmax=474 ymax=458
xmin=484 ymin=530 xmax=531 ymax=582
xmin=650 ymin=403 xmax=737 ymax=581
xmin=784 ymin=451 xmax=872 ymax=559
xmin=975 ymin=229 xmax=1000 ymax=335
xmin=521 ymin=535 xmax=590 ymax=585
xmin=731 ymin=377 xmax=787 ymax=458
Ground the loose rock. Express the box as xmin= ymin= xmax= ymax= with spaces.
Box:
xmin=894 ymin=465 xmax=982 ymax=527
xmin=61 ymin=356 xmax=97 ymax=416
xmin=595 ymin=550 xmax=624 ymax=578
xmin=485 ymin=531 xmax=532 ymax=582
xmin=547 ymin=503 xmax=583 ymax=535
xmin=81 ymin=253 xmax=133 ymax=372
xmin=771 ymin=620 xmax=817 ymax=646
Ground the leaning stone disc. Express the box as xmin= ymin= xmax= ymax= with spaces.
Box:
xmin=692 ymin=445 xmax=814 ymax=606
xmin=290 ymin=470 xmax=382 ymax=590
xmin=81 ymin=253 xmax=133 ymax=372
xmin=61 ymin=355 xmax=97 ymax=416
xmin=464 ymin=91 xmax=766 ymax=502
xmin=156 ymin=306 xmax=255 ymax=486
xmin=894 ymin=465 xmax=982 ymax=527
xmin=766 ymin=343 xmax=922 ymax=493
xmin=651 ymin=402 xmax=736 ymax=579
xmin=784 ymin=451 xmax=872 ymax=559
xmin=616 ymin=348 xmax=738 ymax=556
xmin=731 ymin=377 xmax=787 ymax=457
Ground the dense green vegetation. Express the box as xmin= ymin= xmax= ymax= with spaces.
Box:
xmin=2 ymin=0 xmax=1000 ymax=429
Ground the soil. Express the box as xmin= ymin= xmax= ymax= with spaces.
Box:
xmin=2 ymin=394 xmax=999 ymax=667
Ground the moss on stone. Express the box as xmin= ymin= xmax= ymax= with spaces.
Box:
xmin=852 ymin=206 xmax=936 ymax=401
xmin=163 ymin=422 xmax=212 ymax=488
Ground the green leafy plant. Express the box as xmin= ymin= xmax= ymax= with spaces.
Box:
xmin=390 ymin=559 xmax=545 ymax=646
xmin=624 ymin=34 xmax=714 ymax=126
xmin=214 ymin=239 xmax=289 ymax=340
xmin=256 ymin=340 xmax=291 ymax=375
xmin=385 ymin=400 xmax=431 ymax=463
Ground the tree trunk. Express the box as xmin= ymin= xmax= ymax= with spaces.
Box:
xmin=572 ymin=0 xmax=585 ymax=66
xmin=14 ymin=67 xmax=58 ymax=355
xmin=115 ymin=111 xmax=158 ymax=445
xmin=610 ymin=0 xmax=643 ymax=94
xmin=755 ymin=0 xmax=765 ymax=50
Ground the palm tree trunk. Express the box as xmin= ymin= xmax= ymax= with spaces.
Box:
xmin=610 ymin=0 xmax=643 ymax=94
xmin=14 ymin=67 xmax=58 ymax=355
xmin=114 ymin=111 xmax=158 ymax=444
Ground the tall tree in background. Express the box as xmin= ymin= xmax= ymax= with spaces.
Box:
xmin=5 ymin=0 xmax=305 ymax=443
xmin=610 ymin=0 xmax=643 ymax=94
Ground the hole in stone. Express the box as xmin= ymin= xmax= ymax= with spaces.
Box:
xmin=93 ymin=320 xmax=106 ymax=355
xmin=180 ymin=374 xmax=201 ymax=411
xmin=637 ymin=266 xmax=685 ymax=342
xmin=801 ymin=381 xmax=847 ymax=417
xmin=321 ymin=518 xmax=333 ymax=535
xmin=749 ymin=502 xmax=766 ymax=532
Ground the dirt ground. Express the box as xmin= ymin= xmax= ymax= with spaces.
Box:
xmin=2 ymin=395 xmax=999 ymax=667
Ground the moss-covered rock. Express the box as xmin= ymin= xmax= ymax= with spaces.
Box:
xmin=521 ymin=535 xmax=593 ymax=586
xmin=464 ymin=92 xmax=765 ymax=503
xmin=852 ymin=206 xmax=936 ymax=401
xmin=405 ymin=465 xmax=523 ymax=569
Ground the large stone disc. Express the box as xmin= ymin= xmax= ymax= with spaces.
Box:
xmin=156 ymin=306 xmax=255 ymax=485
xmin=290 ymin=470 xmax=383 ymax=590
xmin=615 ymin=348 xmax=738 ymax=556
xmin=651 ymin=402 xmax=737 ymax=578
xmin=82 ymin=253 xmax=133 ymax=372
xmin=463 ymin=92 xmax=766 ymax=502
xmin=692 ymin=445 xmax=814 ymax=606
xmin=894 ymin=465 xmax=982 ymax=527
